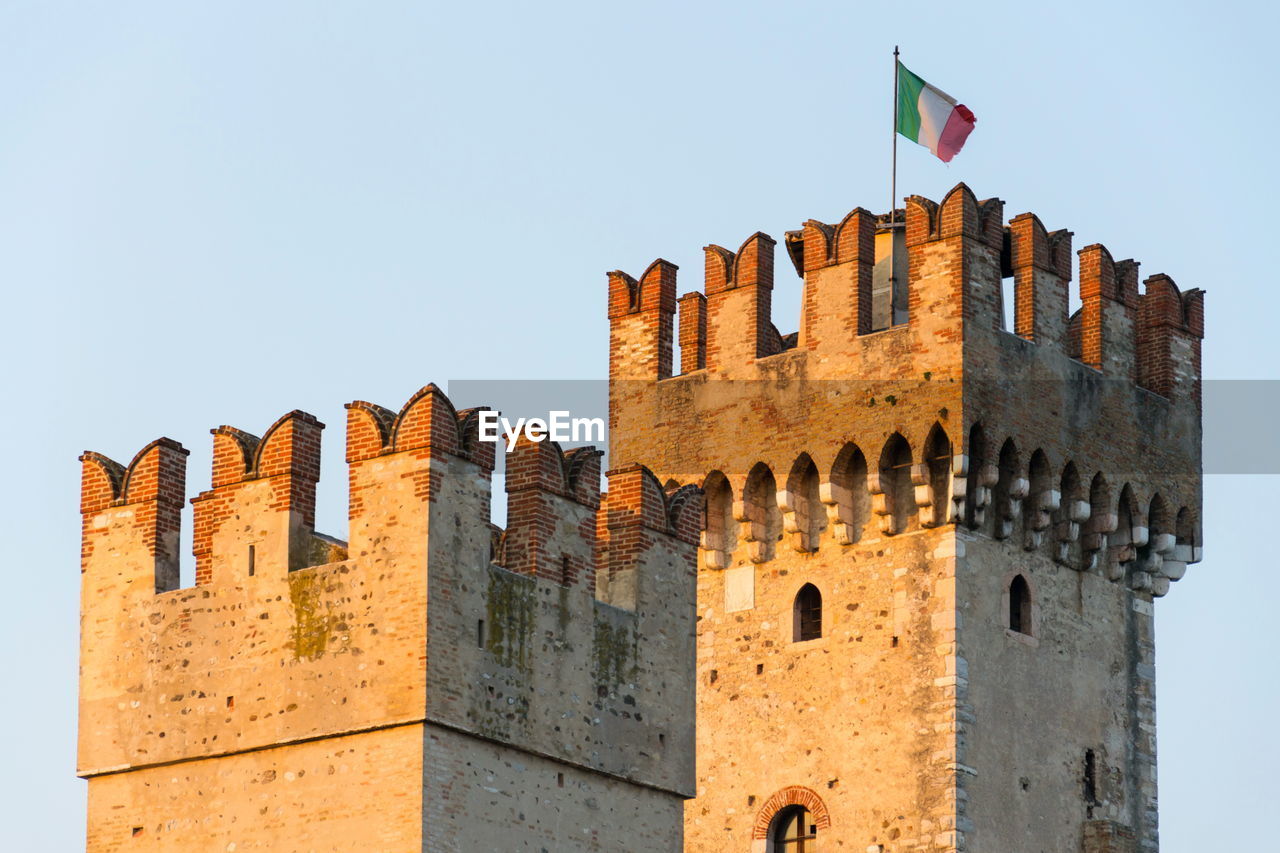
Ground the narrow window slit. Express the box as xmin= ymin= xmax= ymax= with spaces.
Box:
xmin=1009 ymin=574 xmax=1032 ymax=636
xmin=1084 ymin=748 xmax=1099 ymax=809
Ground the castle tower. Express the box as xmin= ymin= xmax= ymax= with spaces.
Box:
xmin=77 ymin=385 xmax=702 ymax=851
xmin=608 ymin=184 xmax=1204 ymax=853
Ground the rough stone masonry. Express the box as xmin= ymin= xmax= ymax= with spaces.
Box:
xmin=79 ymin=182 xmax=1203 ymax=852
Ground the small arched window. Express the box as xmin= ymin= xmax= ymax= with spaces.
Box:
xmin=1009 ymin=574 xmax=1032 ymax=635
xmin=770 ymin=805 xmax=817 ymax=852
xmin=793 ymin=584 xmax=822 ymax=642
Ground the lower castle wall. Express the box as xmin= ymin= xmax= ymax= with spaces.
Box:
xmin=77 ymin=551 xmax=429 ymax=777
xmin=421 ymin=450 xmax=697 ymax=797
xmin=960 ymin=534 xmax=1154 ymax=852
xmin=423 ymin=724 xmax=685 ymax=852
xmin=85 ymin=725 xmax=424 ymax=852
xmin=86 ymin=717 xmax=690 ymax=853
xmin=684 ymin=527 xmax=958 ymax=852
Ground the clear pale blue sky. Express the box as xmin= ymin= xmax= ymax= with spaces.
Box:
xmin=2 ymin=2 xmax=1274 ymax=849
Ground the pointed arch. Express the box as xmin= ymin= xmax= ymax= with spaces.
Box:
xmin=1115 ymin=484 xmax=1140 ymax=546
xmin=828 ymin=443 xmax=869 ymax=544
xmin=992 ymin=438 xmax=1025 ymax=539
xmin=1175 ymin=506 xmax=1201 ymax=558
xmin=964 ymin=422 xmax=989 ymax=528
xmin=922 ymin=423 xmax=953 ymax=527
xmin=1148 ymin=493 xmax=1173 ymax=540
xmin=1107 ymin=483 xmax=1142 ymax=581
xmin=1053 ymin=461 xmax=1088 ymax=566
xmin=1168 ymin=506 xmax=1201 ymax=581
xmin=1089 ymin=473 xmax=1112 ymax=520
xmin=1133 ymin=492 xmax=1175 ymax=590
xmin=701 ymin=471 xmax=736 ymax=570
xmin=742 ymin=462 xmax=782 ymax=563
xmin=1083 ymin=472 xmax=1115 ymax=569
xmin=665 ymin=484 xmax=705 ymax=548
xmin=1023 ymin=449 xmax=1056 ymax=550
xmin=877 ymin=433 xmax=914 ymax=535
xmin=1059 ymin=462 xmax=1085 ymax=509
xmin=783 ymin=454 xmax=824 ymax=553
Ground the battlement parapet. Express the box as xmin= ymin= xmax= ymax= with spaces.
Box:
xmin=607 ymin=185 xmax=1205 ymax=606
xmin=683 ymin=419 xmax=1199 ymax=598
xmin=78 ymin=385 xmax=700 ymax=795
xmin=345 ymin=382 xmax=497 ymax=469
xmin=608 ymin=183 xmax=1205 ymax=406
xmin=607 ymin=260 xmax=678 ymax=383
xmin=79 ymin=438 xmax=188 ymax=594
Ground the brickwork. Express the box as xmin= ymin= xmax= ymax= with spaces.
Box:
xmin=607 ymin=182 xmax=1204 ymax=852
xmin=78 ymin=385 xmax=700 ymax=851
xmin=79 ymin=181 xmax=1205 ymax=853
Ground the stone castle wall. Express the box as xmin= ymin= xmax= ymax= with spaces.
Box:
xmin=78 ymin=385 xmax=701 ymax=852
xmin=78 ymin=180 xmax=1205 ymax=853
xmin=607 ymin=183 xmax=1203 ymax=852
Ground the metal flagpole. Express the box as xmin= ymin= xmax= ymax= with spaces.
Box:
xmin=890 ymin=45 xmax=900 ymax=296
xmin=890 ymin=45 xmax=901 ymax=230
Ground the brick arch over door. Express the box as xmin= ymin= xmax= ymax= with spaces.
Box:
xmin=752 ymin=785 xmax=832 ymax=840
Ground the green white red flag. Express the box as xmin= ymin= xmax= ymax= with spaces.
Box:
xmin=896 ymin=61 xmax=976 ymax=163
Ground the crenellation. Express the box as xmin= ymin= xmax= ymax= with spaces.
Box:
xmin=643 ymin=184 xmax=1203 ymax=415
xmin=792 ymin=207 xmax=876 ymax=350
xmin=677 ymin=290 xmax=707 ymax=373
xmin=1137 ymin=273 xmax=1205 ymax=400
xmin=1008 ymin=212 xmax=1073 ymax=346
xmin=607 ymin=182 xmax=1204 ymax=853
xmin=1079 ymin=243 xmax=1139 ymax=378
xmin=389 ymin=382 xmax=463 ymax=457
xmin=191 ymin=410 xmax=326 ymax=584
xmin=501 ymin=435 xmax=601 ymax=587
xmin=79 ymin=384 xmax=698 ymax=852
xmin=80 ymin=181 xmax=1207 ymax=853
xmin=608 ymin=259 xmax=677 ymax=382
xmin=80 ymin=438 xmax=188 ymax=595
xmin=701 ymin=231 xmax=778 ymax=368
xmin=1115 ymin=258 xmax=1142 ymax=306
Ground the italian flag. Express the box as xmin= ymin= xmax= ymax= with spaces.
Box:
xmin=896 ymin=62 xmax=976 ymax=163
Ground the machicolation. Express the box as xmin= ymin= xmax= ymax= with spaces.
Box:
xmin=79 ymin=181 xmax=1206 ymax=853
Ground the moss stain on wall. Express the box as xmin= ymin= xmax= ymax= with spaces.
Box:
xmin=288 ymin=569 xmax=337 ymax=660
xmin=484 ymin=566 xmax=536 ymax=672
xmin=593 ymin=612 xmax=639 ymax=687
